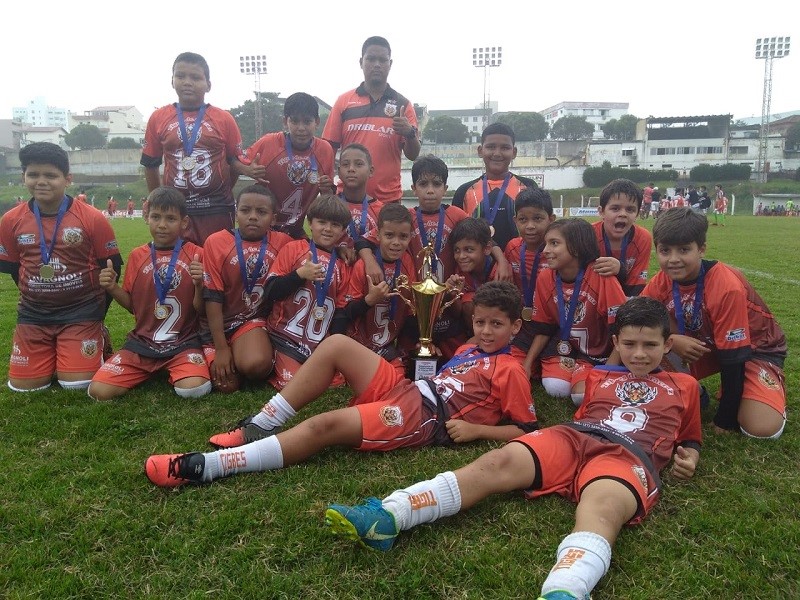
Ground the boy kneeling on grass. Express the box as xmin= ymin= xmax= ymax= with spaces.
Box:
xmin=324 ymin=296 xmax=701 ymax=600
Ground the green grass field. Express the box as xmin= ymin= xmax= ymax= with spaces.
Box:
xmin=1 ymin=214 xmax=798 ymax=599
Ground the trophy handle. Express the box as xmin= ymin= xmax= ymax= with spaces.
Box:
xmin=438 ymin=281 xmax=464 ymax=315
xmin=393 ymin=274 xmax=416 ymax=314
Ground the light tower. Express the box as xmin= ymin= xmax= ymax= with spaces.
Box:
xmin=754 ymin=36 xmax=790 ymax=183
xmin=239 ymin=54 xmax=268 ymax=138
xmin=472 ymin=46 xmax=502 ymax=130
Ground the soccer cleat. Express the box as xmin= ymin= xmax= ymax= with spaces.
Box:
xmin=325 ymin=497 xmax=399 ymax=552
xmin=208 ymin=416 xmax=281 ymax=449
xmin=145 ymin=452 xmax=206 ymax=488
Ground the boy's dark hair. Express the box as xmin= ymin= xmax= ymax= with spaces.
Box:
xmin=19 ymin=142 xmax=70 ymax=175
xmin=450 ymin=217 xmax=491 ymax=248
xmin=411 ymin=154 xmax=448 ymax=185
xmin=611 ymin=296 xmax=671 ymax=340
xmin=237 ymin=184 xmax=276 ymax=211
xmin=284 ymin=92 xmax=319 ymax=119
xmin=173 ymin=52 xmax=210 ymax=81
xmin=362 ymin=36 xmax=391 ymax=57
xmin=341 ymin=143 xmax=373 ymax=166
xmin=652 ymin=207 xmax=707 ymax=247
xmin=515 ymin=188 xmax=554 ymax=216
xmin=599 ymin=178 xmax=643 ymax=210
xmin=481 ymin=122 xmax=515 ymax=144
xmin=307 ymin=194 xmax=352 ymax=228
xmin=473 ymin=281 xmax=522 ymax=322
xmin=545 ymin=218 xmax=600 ymax=268
xmin=377 ymin=202 xmax=412 ymax=229
xmin=148 ymin=186 xmax=187 ymax=217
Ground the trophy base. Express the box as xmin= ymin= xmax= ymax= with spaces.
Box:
xmin=408 ymin=356 xmax=439 ymax=381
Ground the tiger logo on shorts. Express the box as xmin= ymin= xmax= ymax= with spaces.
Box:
xmin=379 ymin=405 xmax=403 ymax=427
xmin=615 ymin=380 xmax=657 ymax=405
xmin=287 ymin=160 xmax=310 ymax=186
xmin=187 ymin=353 xmax=205 ymax=365
xmin=758 ymin=367 xmax=779 ymax=390
xmin=631 ymin=465 xmax=649 ymax=493
xmin=81 ymin=340 xmax=98 ymax=358
xmin=62 ymin=227 xmax=84 ymax=245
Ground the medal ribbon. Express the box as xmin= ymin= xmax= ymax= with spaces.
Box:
xmin=479 ymin=173 xmax=512 ymax=227
xmin=150 ymin=239 xmax=184 ymax=307
xmin=602 ymin=227 xmax=632 ymax=280
xmin=309 ymin=241 xmax=337 ymax=312
xmin=672 ymin=263 xmax=706 ymax=335
xmin=438 ymin=344 xmax=511 ymax=375
xmin=519 ymin=242 xmax=542 ymax=308
xmin=555 ymin=269 xmax=585 ymax=343
xmin=415 ymin=206 xmax=445 ymax=273
xmin=343 ymin=193 xmax=370 ymax=241
xmin=176 ymin=103 xmax=208 ymax=160
xmin=235 ymin=229 xmax=268 ymax=295
xmin=375 ymin=249 xmax=401 ymax=319
xmin=285 ymin=133 xmax=318 ymax=185
xmin=33 ymin=195 xmax=69 ymax=270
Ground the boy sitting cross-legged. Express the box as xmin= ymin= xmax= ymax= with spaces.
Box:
xmin=324 ymin=296 xmax=701 ymax=600
xmin=144 ymin=281 xmax=538 ymax=487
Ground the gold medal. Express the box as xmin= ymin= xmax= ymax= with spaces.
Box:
xmin=154 ymin=303 xmax=170 ymax=319
xmin=181 ymin=156 xmax=196 ymax=171
xmin=308 ymin=171 xmax=319 ymax=184
xmin=521 ymin=307 xmax=533 ymax=321
xmin=312 ymin=306 xmax=326 ymax=321
xmin=557 ymin=340 xmax=571 ymax=356
xmin=39 ymin=264 xmax=55 ymax=280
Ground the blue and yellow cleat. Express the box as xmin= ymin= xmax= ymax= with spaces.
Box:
xmin=325 ymin=497 xmax=399 ymax=552
xmin=538 ymin=591 xmax=591 ymax=600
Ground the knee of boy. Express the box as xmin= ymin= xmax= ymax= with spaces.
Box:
xmin=542 ymin=377 xmax=572 ymax=398
xmin=570 ymin=393 xmax=585 ymax=407
xmin=175 ymin=380 xmax=212 ymax=398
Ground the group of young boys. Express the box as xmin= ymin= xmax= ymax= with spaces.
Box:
xmin=0 ymin=49 xmax=789 ymax=600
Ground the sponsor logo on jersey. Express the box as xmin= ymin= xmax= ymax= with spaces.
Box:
xmin=758 ymin=367 xmax=779 ymax=390
xmin=187 ymin=353 xmax=205 ymax=365
xmin=638 ymin=270 xmax=648 ymax=280
xmin=111 ymin=354 xmax=123 ymax=364
xmin=626 ymin=256 xmax=637 ymax=271
xmin=346 ymin=123 xmax=394 ymax=135
xmin=17 ymin=233 xmax=36 ymax=245
xmin=616 ymin=380 xmax=657 ymax=405
xmin=105 ymin=240 xmax=118 ymax=250
xmin=631 ymin=464 xmax=649 ymax=493
xmin=379 ymin=405 xmax=403 ymax=427
xmin=0 ymin=244 xmax=6 ymax=255
xmin=445 ymin=360 xmax=477 ymax=376
xmin=81 ymin=339 xmax=98 ymax=358
xmin=62 ymin=227 xmax=83 ymax=245
xmin=725 ymin=328 xmax=746 ymax=342
xmin=608 ymin=303 xmax=620 ymax=317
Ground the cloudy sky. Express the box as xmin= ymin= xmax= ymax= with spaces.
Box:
xmin=3 ymin=0 xmax=796 ymax=124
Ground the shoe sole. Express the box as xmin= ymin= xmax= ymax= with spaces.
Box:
xmin=325 ymin=508 xmax=381 ymax=551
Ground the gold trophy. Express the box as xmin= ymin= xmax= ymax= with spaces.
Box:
xmin=394 ymin=244 xmax=462 ymax=380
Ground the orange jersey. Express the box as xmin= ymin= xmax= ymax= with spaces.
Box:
xmin=532 ymin=264 xmax=627 ymax=363
xmin=573 ymin=365 xmax=702 ymax=478
xmin=452 ymin=173 xmax=538 ymax=250
xmin=202 ymin=228 xmax=291 ymax=334
xmin=642 ymin=260 xmax=787 ymax=378
xmin=266 ymin=239 xmax=350 ymax=358
xmin=504 ymin=237 xmax=549 ymax=352
xmin=431 ymin=344 xmax=537 ymax=428
xmin=339 ymin=195 xmax=383 ymax=249
xmin=592 ymin=221 xmax=652 ymax=296
xmin=121 ymin=242 xmax=203 ymax=357
xmin=242 ymin=133 xmax=335 ymax=233
xmin=0 ymin=197 xmax=120 ymax=324
xmin=409 ymin=205 xmax=468 ymax=282
xmin=346 ymin=252 xmax=416 ymax=355
xmin=141 ymin=103 xmax=243 ymax=214
xmin=322 ymin=84 xmax=418 ymax=202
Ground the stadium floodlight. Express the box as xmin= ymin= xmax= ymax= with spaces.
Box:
xmin=472 ymin=46 xmax=502 ymax=129
xmin=754 ymin=37 xmax=789 ymax=183
xmin=239 ymin=54 xmax=268 ymax=138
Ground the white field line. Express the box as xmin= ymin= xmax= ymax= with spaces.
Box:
xmin=732 ymin=267 xmax=800 ymax=287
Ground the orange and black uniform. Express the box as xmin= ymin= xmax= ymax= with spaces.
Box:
xmin=592 ymin=221 xmax=652 ymax=296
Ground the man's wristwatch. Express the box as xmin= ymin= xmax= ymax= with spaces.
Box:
xmin=403 ymin=126 xmax=418 ymax=139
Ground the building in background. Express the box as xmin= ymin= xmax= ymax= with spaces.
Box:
xmin=540 ymin=101 xmax=629 ymax=139
xmin=12 ymin=97 xmax=69 ymax=129
xmin=69 ymin=106 xmax=146 ymax=145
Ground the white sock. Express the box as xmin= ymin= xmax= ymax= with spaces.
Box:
xmin=252 ymin=393 xmax=295 ymax=429
xmin=203 ymin=436 xmax=284 ymax=482
xmin=570 ymin=393 xmax=584 ymax=407
xmin=542 ymin=377 xmax=572 ymax=398
xmin=58 ymin=379 xmax=92 ymax=390
xmin=174 ymin=381 xmax=212 ymax=398
xmin=540 ymin=531 xmax=612 ymax=599
xmin=8 ymin=381 xmax=51 ymax=392
xmin=382 ymin=471 xmax=461 ymax=531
